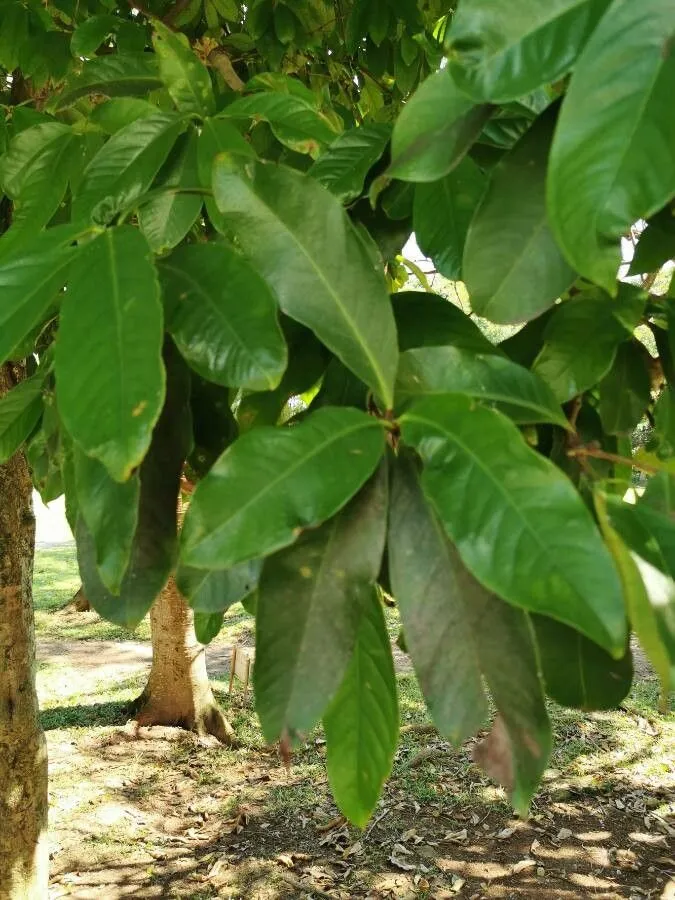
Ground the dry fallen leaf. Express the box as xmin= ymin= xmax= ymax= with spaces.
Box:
xmin=556 ymin=828 xmax=573 ymax=841
xmin=496 ymin=827 xmax=515 ymax=840
xmin=389 ymin=852 xmax=416 ymax=872
xmin=444 ymin=829 xmax=468 ymax=843
xmin=512 ymin=858 xmax=536 ymax=874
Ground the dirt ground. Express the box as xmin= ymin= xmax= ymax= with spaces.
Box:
xmin=38 ymin=616 xmax=674 ymax=900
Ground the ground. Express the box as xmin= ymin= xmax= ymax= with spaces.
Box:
xmin=36 ymin=545 xmax=675 ymax=900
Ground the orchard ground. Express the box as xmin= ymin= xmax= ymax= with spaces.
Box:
xmin=35 ymin=543 xmax=675 ymax=900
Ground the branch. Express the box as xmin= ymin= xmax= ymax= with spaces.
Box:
xmin=567 ymin=446 xmax=658 ymax=475
xmin=207 ymin=48 xmax=245 ymax=92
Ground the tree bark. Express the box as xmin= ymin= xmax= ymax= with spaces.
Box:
xmin=0 ymin=365 xmax=49 ymax=899
xmin=70 ymin=587 xmax=91 ymax=612
xmin=131 ymin=577 xmax=234 ymax=744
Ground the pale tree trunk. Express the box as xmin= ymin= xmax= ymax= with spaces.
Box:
xmin=132 ymin=577 xmax=234 ymax=744
xmin=0 ymin=365 xmax=49 ymax=899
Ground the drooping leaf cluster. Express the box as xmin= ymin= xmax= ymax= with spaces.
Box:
xmin=1 ymin=0 xmax=674 ymax=826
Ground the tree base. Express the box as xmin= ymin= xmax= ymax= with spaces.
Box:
xmin=129 ymin=691 xmax=236 ymax=745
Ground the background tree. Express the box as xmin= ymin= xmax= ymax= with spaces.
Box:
xmin=0 ymin=0 xmax=674 ymax=892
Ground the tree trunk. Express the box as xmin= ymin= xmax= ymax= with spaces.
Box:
xmin=0 ymin=366 xmax=49 ymax=899
xmin=70 ymin=587 xmax=91 ymax=612
xmin=131 ymin=578 xmax=234 ymax=744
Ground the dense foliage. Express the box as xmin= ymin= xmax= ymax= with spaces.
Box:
xmin=1 ymin=0 xmax=674 ymax=826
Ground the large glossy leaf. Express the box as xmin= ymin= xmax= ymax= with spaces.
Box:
xmin=153 ymin=21 xmax=215 ymax=117
xmin=73 ymin=445 xmax=139 ymax=598
xmin=388 ymin=453 xmax=551 ymax=814
xmin=413 ymin=156 xmax=486 ymax=281
xmin=178 ymin=558 xmax=262 ymax=614
xmin=598 ymin=342 xmax=651 ymax=436
xmin=255 ymin=465 xmax=388 ymax=744
xmin=532 ymin=290 xmax=636 ymax=402
xmin=77 ymin=343 xmax=191 ymax=628
xmin=138 ymin=129 xmax=203 ymax=253
xmin=547 ymin=0 xmax=675 ymax=291
xmin=0 ymin=225 xmax=77 ymax=366
xmin=72 ymin=112 xmax=184 ymax=225
xmin=159 ymin=242 xmax=287 ymax=391
xmin=400 ymin=395 xmax=626 ymax=654
xmin=220 ymin=92 xmax=339 ymax=155
xmin=447 ymin=0 xmax=610 ymax=103
xmin=395 ymin=345 xmax=568 ymax=427
xmin=308 ymin=124 xmax=391 ymax=202
xmin=323 ymin=586 xmax=398 ymax=826
xmin=56 ymin=227 xmax=165 ymax=483
xmin=180 ymin=406 xmax=386 ymax=570
xmin=391 ymin=291 xmax=499 ymax=355
xmin=388 ymin=70 xmax=491 ymax=182
xmin=54 ymin=54 xmax=163 ymax=110
xmin=464 ymin=106 xmax=576 ymax=324
xmin=212 ymin=157 xmax=398 ymax=407
xmin=534 ymin=616 xmax=632 ymax=710
xmin=0 ymin=122 xmax=82 ymax=235
xmin=0 ymin=373 xmax=43 ymax=464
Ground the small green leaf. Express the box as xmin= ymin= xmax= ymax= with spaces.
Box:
xmin=598 ymin=341 xmax=651 ymax=436
xmin=447 ymin=0 xmax=610 ymax=103
xmin=629 ymin=206 xmax=675 ymax=276
xmin=56 ymin=227 xmax=165 ymax=483
xmin=388 ymin=452 xmax=551 ymax=815
xmin=464 ymin=105 xmax=576 ymax=324
xmin=178 ymin=559 xmax=262 ymax=613
xmin=159 ymin=242 xmax=287 ymax=391
xmin=72 ymin=112 xmax=184 ymax=224
xmin=395 ymin=345 xmax=568 ymax=427
xmin=547 ymin=0 xmax=675 ymax=290
xmin=0 ymin=373 xmax=43 ymax=464
xmin=153 ymin=20 xmax=215 ymax=118
xmin=55 ymin=54 xmax=163 ymax=110
xmin=255 ymin=464 xmax=388 ymax=744
xmin=194 ymin=610 xmax=225 ymax=644
xmin=400 ymin=395 xmax=626 ymax=654
xmin=180 ymin=406 xmax=386 ymax=570
xmin=388 ymin=70 xmax=491 ymax=182
xmin=212 ymin=157 xmax=398 ymax=408
xmin=533 ymin=615 xmax=632 ymax=710
xmin=308 ymin=124 xmax=391 ymax=203
xmin=413 ymin=156 xmax=486 ymax=281
xmin=71 ymin=14 xmax=120 ymax=59
xmin=74 ymin=446 xmax=140 ymax=594
xmin=323 ymin=587 xmax=398 ymax=827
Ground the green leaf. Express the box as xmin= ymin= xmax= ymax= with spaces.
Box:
xmin=153 ymin=20 xmax=215 ymax=118
xmin=194 ymin=611 xmax=225 ymax=644
xmin=395 ymin=346 xmax=568 ymax=427
xmin=629 ymin=207 xmax=675 ymax=276
xmin=255 ymin=464 xmax=388 ymax=744
xmin=138 ymin=129 xmax=203 ymax=253
xmin=197 ymin=116 xmax=256 ymax=228
xmin=308 ymin=124 xmax=391 ymax=203
xmin=0 ymin=2 xmax=29 ymax=72
xmin=464 ymin=105 xmax=576 ymax=324
xmin=400 ymin=395 xmax=626 ymax=654
xmin=0 ymin=373 xmax=43 ymax=464
xmin=388 ymin=70 xmax=491 ymax=182
xmin=534 ymin=616 xmax=632 ymax=710
xmin=532 ymin=289 xmax=637 ymax=402
xmin=70 ymin=14 xmax=120 ymax=58
xmin=547 ymin=0 xmax=675 ymax=291
xmin=73 ymin=447 xmax=139 ymax=594
xmin=391 ymin=291 xmax=499 ymax=355
xmin=55 ymin=54 xmax=163 ymax=110
xmin=212 ymin=157 xmax=398 ymax=407
xmin=596 ymin=487 xmax=672 ymax=700
xmin=598 ymin=341 xmax=651 ymax=436
xmin=0 ymin=122 xmax=82 ymax=236
xmin=447 ymin=0 xmax=610 ymax=103
xmin=180 ymin=406 xmax=386 ymax=570
xmin=72 ymin=112 xmax=185 ymax=225
xmin=323 ymin=586 xmax=398 ymax=826
xmin=0 ymin=225 xmax=77 ymax=366
xmin=26 ymin=390 xmax=63 ymax=504
xmin=413 ymin=156 xmax=486 ymax=281
xmin=88 ymin=98 xmax=158 ymax=135
xmin=177 ymin=559 xmax=262 ymax=613
xmin=220 ymin=92 xmax=340 ymax=156
xmin=159 ymin=242 xmax=287 ymax=391
xmin=56 ymin=227 xmax=165 ymax=483
xmin=188 ymin=374 xmax=238 ymax=476
xmin=77 ymin=342 xmax=191 ymax=628
xmin=388 ymin=453 xmax=551 ymax=815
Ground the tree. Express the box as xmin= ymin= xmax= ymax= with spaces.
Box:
xmin=0 ymin=0 xmax=673 ymax=862
xmin=0 ymin=364 xmax=48 ymax=898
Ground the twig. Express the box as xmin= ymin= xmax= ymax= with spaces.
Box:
xmin=207 ymin=48 xmax=245 ymax=91
xmin=364 ymin=806 xmax=390 ymax=838
xmin=567 ymin=446 xmax=659 ymax=475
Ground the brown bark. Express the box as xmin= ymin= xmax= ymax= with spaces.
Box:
xmin=131 ymin=577 xmax=234 ymax=744
xmin=70 ymin=587 xmax=91 ymax=612
xmin=0 ymin=365 xmax=48 ymax=899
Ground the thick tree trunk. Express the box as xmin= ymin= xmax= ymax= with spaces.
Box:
xmin=70 ymin=587 xmax=91 ymax=612
xmin=132 ymin=578 xmax=234 ymax=744
xmin=0 ymin=366 xmax=49 ymax=899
